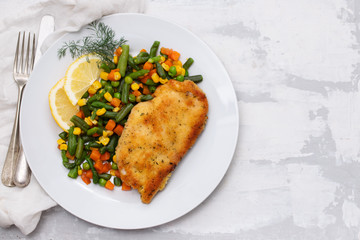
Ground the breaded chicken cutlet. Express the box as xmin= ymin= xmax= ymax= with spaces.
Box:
xmin=115 ymin=80 xmax=208 ymax=203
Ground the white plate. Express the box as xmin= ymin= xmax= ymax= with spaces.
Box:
xmin=20 ymin=13 xmax=239 ymax=229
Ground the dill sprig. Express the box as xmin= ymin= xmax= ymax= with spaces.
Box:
xmin=57 ymin=20 xmax=127 ymax=63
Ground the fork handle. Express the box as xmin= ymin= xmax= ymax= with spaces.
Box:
xmin=14 ymin=146 xmax=31 ymax=187
xmin=1 ymin=85 xmax=24 ymax=187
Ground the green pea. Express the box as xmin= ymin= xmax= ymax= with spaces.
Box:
xmin=125 ymin=76 xmax=133 ymax=84
xmin=114 ymin=92 xmax=121 ymax=99
xmin=112 ymin=162 xmax=118 ymax=170
xmin=99 ymin=178 xmax=107 ymax=187
xmin=128 ymin=94 xmax=136 ymax=102
xmin=114 ymin=177 xmax=122 ymax=186
xmin=176 ymin=75 xmax=184 ymax=82
xmin=169 ymin=66 xmax=177 ymax=77
xmin=82 ymin=162 xmax=90 ymax=171
xmin=111 ymin=81 xmax=120 ymax=87
xmin=100 ymin=79 xmax=107 ymax=87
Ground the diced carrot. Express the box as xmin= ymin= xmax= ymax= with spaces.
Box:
xmin=90 ymin=149 xmax=101 ymax=161
xmin=133 ymin=90 xmax=141 ymax=97
xmin=100 ymin=151 xmax=111 ymax=161
xmin=160 ymin=47 xmax=173 ymax=55
xmin=81 ymin=174 xmax=91 ymax=185
xmin=113 ymin=125 xmax=124 ymax=136
xmin=122 ymin=182 xmax=132 ymax=191
xmin=105 ymin=180 xmax=115 ymax=190
xmin=140 ymin=49 xmax=147 ymax=53
xmin=142 ymin=85 xmax=150 ymax=95
xmin=115 ymin=47 xmax=122 ymax=56
xmin=140 ymin=76 xmax=149 ymax=84
xmin=66 ymin=151 xmax=75 ymax=160
xmin=114 ymin=170 xmax=121 ymax=178
xmin=164 ymin=59 xmax=173 ymax=67
xmin=94 ymin=160 xmax=103 ymax=172
xmin=139 ymin=83 xmax=143 ymax=88
xmin=105 ymin=119 xmax=116 ymax=131
xmin=110 ymin=98 xmax=121 ymax=107
xmin=85 ymin=170 xmax=93 ymax=179
xmin=143 ymin=62 xmax=153 ymax=71
xmin=112 ymin=69 xmax=120 ymax=72
xmin=108 ymin=71 xmax=115 ymax=81
xmin=169 ymin=51 xmax=180 ymax=61
xmin=102 ymin=162 xmax=112 ymax=173
xmin=76 ymin=110 xmax=85 ymax=119
xmin=149 ymin=69 xmax=157 ymax=76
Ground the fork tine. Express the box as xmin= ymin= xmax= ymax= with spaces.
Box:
xmin=30 ymin=33 xmax=36 ymax=70
xmin=20 ymin=32 xmax=25 ymax=73
xmin=24 ymin=33 xmax=30 ymax=75
xmin=13 ymin=32 xmax=20 ymax=73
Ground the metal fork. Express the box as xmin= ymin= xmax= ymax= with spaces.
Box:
xmin=1 ymin=32 xmax=36 ymax=187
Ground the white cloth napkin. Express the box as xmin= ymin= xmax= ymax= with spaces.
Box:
xmin=0 ymin=0 xmax=145 ymax=235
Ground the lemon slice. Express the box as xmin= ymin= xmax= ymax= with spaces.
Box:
xmin=49 ymin=78 xmax=79 ymax=132
xmin=64 ymin=54 xmax=102 ymax=105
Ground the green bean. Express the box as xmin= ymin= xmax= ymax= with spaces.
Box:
xmin=121 ymin=83 xmax=130 ymax=104
xmin=90 ymin=109 xmax=97 ymax=120
xmin=99 ymin=178 xmax=107 ymax=187
xmin=117 ymin=44 xmax=129 ymax=77
xmin=98 ymin=173 xmax=111 ymax=181
xmin=119 ymin=118 xmax=127 ymax=125
xmin=149 ymin=85 xmax=157 ymax=93
xmin=67 ymin=126 xmax=77 ymax=156
xmin=156 ymin=62 xmax=166 ymax=78
xmin=97 ymin=118 xmax=104 ymax=128
xmin=128 ymin=54 xmax=140 ymax=71
xmin=81 ymin=91 xmax=89 ymax=99
xmin=75 ymin=152 xmax=86 ymax=166
xmin=182 ymin=58 xmax=194 ymax=70
xmin=70 ymin=115 xmax=90 ymax=131
xmin=86 ymin=141 xmax=103 ymax=148
xmin=85 ymin=156 xmax=99 ymax=184
xmin=106 ymin=135 xmax=119 ymax=153
xmin=104 ymin=84 xmax=114 ymax=96
xmin=91 ymin=101 xmax=114 ymax=110
xmin=82 ymin=135 xmax=94 ymax=143
xmin=102 ymin=111 xmax=117 ymax=119
xmin=99 ymin=146 xmax=107 ymax=154
xmin=134 ymin=52 xmax=149 ymax=64
xmin=148 ymin=56 xmax=161 ymax=63
xmin=184 ymin=69 xmax=189 ymax=77
xmin=75 ymin=136 xmax=84 ymax=159
xmin=115 ymin=103 xmax=134 ymax=123
xmin=59 ymin=131 xmax=68 ymax=140
xmin=87 ymin=127 xmax=103 ymax=136
xmin=145 ymin=79 xmax=157 ymax=86
xmin=80 ymin=105 xmax=91 ymax=117
xmin=100 ymin=62 xmax=111 ymax=73
xmin=141 ymin=94 xmax=154 ymax=101
xmin=149 ymin=41 xmax=160 ymax=58
xmin=114 ymin=177 xmax=122 ymax=186
xmin=185 ymin=75 xmax=203 ymax=83
xmin=68 ymin=166 xmax=78 ymax=179
xmin=61 ymin=150 xmax=76 ymax=169
xmin=127 ymin=69 xmax=149 ymax=79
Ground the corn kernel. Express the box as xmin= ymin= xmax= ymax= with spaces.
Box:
xmin=113 ymin=55 xmax=118 ymax=64
xmin=136 ymin=95 xmax=142 ymax=102
xmin=99 ymin=136 xmax=110 ymax=145
xmin=84 ymin=117 xmax=93 ymax=126
xmin=96 ymin=108 xmax=106 ymax=116
xmin=59 ymin=144 xmax=68 ymax=150
xmin=131 ymin=83 xmax=140 ymax=91
xmin=110 ymin=169 xmax=116 ymax=176
xmin=173 ymin=60 xmax=182 ymax=66
xmin=112 ymin=155 xmax=117 ymax=161
xmin=92 ymin=80 xmax=102 ymax=90
xmin=88 ymin=85 xmax=97 ymax=95
xmin=77 ymin=98 xmax=87 ymax=107
xmin=100 ymin=72 xmax=109 ymax=80
xmin=151 ymin=73 xmax=160 ymax=83
xmin=57 ymin=139 xmax=65 ymax=145
xmin=103 ymin=130 xmax=113 ymax=137
xmin=78 ymin=169 xmax=83 ymax=175
xmin=175 ymin=65 xmax=182 ymax=75
xmin=161 ymin=63 xmax=170 ymax=71
xmin=159 ymin=78 xmax=168 ymax=84
xmin=159 ymin=56 xmax=166 ymax=63
xmin=114 ymin=72 xmax=121 ymax=81
xmin=104 ymin=92 xmax=113 ymax=102
xmin=113 ymin=107 xmax=121 ymax=112
xmin=73 ymin=127 xmax=81 ymax=135
xmin=180 ymin=68 xmax=186 ymax=76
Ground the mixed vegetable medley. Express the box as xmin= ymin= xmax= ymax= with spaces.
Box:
xmin=57 ymin=39 xmax=203 ymax=191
